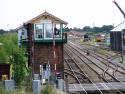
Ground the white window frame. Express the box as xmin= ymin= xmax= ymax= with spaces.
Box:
xmin=34 ymin=24 xmax=44 ymax=40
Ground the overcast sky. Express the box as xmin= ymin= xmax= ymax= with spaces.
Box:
xmin=0 ymin=0 xmax=125 ymax=30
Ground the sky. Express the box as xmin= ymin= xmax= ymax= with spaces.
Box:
xmin=0 ymin=0 xmax=125 ymax=30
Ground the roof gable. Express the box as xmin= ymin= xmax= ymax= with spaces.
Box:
xmin=27 ymin=11 xmax=68 ymax=24
xmin=111 ymin=21 xmax=125 ymax=32
xmin=16 ymin=11 xmax=68 ymax=30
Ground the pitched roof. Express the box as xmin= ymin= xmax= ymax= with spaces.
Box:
xmin=111 ymin=21 xmax=125 ymax=32
xmin=16 ymin=11 xmax=68 ymax=30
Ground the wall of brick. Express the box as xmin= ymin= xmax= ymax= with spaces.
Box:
xmin=33 ymin=44 xmax=64 ymax=75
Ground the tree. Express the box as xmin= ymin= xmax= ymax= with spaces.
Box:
xmin=64 ymin=27 xmax=70 ymax=32
xmin=11 ymin=48 xmax=27 ymax=86
xmin=101 ymin=25 xmax=114 ymax=32
xmin=93 ymin=27 xmax=101 ymax=32
xmin=0 ymin=33 xmax=27 ymax=86
xmin=73 ymin=27 xmax=82 ymax=32
xmin=82 ymin=26 xmax=92 ymax=32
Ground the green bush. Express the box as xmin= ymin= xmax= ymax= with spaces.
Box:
xmin=0 ymin=84 xmax=66 ymax=94
xmin=42 ymin=84 xmax=53 ymax=94
xmin=42 ymin=84 xmax=67 ymax=94
xmin=0 ymin=87 xmax=32 ymax=94
xmin=0 ymin=33 xmax=27 ymax=87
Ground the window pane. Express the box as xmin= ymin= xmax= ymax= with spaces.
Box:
xmin=54 ymin=24 xmax=61 ymax=38
xmin=45 ymin=23 xmax=52 ymax=38
xmin=35 ymin=24 xmax=43 ymax=39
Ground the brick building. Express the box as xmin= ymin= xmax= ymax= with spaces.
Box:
xmin=17 ymin=11 xmax=68 ymax=81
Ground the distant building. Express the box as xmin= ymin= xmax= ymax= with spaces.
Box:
xmin=110 ymin=21 xmax=125 ymax=51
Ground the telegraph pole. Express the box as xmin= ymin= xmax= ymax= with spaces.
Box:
xmin=24 ymin=23 xmax=34 ymax=79
xmin=65 ymin=74 xmax=69 ymax=93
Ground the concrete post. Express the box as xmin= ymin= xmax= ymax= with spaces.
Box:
xmin=33 ymin=80 xmax=41 ymax=94
xmin=58 ymin=79 xmax=64 ymax=91
xmin=4 ymin=80 xmax=15 ymax=91
xmin=63 ymin=80 xmax=66 ymax=92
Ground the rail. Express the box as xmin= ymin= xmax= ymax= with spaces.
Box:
xmin=65 ymin=42 xmax=125 ymax=93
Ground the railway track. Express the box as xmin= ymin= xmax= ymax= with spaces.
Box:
xmin=80 ymin=43 xmax=121 ymax=61
xmin=83 ymin=44 xmax=118 ymax=58
xmin=64 ymin=46 xmax=104 ymax=94
xmin=64 ymin=47 xmax=104 ymax=83
xmin=65 ymin=44 xmax=118 ymax=82
xmin=64 ymin=58 xmax=91 ymax=84
xmin=69 ymin=41 xmax=125 ymax=81
xmin=69 ymin=38 xmax=121 ymax=60
xmin=64 ymin=42 xmax=125 ymax=94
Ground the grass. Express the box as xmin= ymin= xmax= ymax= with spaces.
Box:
xmin=0 ymin=82 xmax=66 ymax=94
xmin=41 ymin=84 xmax=67 ymax=94
xmin=80 ymin=39 xmax=117 ymax=57
xmin=0 ymin=86 xmax=32 ymax=94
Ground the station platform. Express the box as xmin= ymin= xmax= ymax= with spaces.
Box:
xmin=68 ymin=82 xmax=125 ymax=92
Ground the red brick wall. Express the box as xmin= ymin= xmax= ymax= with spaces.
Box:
xmin=33 ymin=44 xmax=64 ymax=75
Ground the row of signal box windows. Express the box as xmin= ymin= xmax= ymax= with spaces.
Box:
xmin=34 ymin=23 xmax=62 ymax=40
xmin=21 ymin=23 xmax=63 ymax=40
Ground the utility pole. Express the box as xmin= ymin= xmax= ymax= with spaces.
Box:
xmin=65 ymin=74 xmax=69 ymax=93
xmin=24 ymin=23 xmax=34 ymax=79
